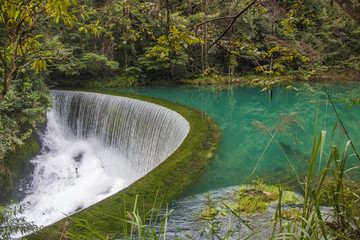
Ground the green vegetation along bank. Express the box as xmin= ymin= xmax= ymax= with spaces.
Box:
xmin=26 ymin=90 xmax=221 ymax=239
xmin=2 ymin=0 xmax=360 ymax=168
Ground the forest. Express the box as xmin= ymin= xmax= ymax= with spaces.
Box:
xmin=0 ymin=0 xmax=360 ymax=238
xmin=1 ymin=0 xmax=360 ymax=160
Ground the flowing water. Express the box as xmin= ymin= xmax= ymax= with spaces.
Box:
xmin=108 ymin=83 xmax=360 ymax=238
xmin=15 ymin=90 xmax=190 ymax=228
xmin=10 ymin=83 xmax=360 ymax=237
xmin=112 ymin=83 xmax=360 ymax=195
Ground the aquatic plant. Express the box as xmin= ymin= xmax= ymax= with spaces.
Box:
xmin=64 ymin=119 xmax=359 ymax=240
xmin=250 ymin=112 xmax=310 ymax=182
xmin=270 ymin=118 xmax=360 ymax=239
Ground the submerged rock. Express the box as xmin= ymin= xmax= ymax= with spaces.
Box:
xmin=167 ymin=182 xmax=304 ymax=240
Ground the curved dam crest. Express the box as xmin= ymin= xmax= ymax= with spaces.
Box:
xmin=52 ymin=90 xmax=190 ymax=176
xmin=27 ymin=90 xmax=220 ymax=239
xmin=20 ymin=90 xmax=190 ymax=228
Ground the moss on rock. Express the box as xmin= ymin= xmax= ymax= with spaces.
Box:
xmin=234 ymin=182 xmax=302 ymax=215
xmin=198 ymin=181 xmax=303 ymax=221
xmin=27 ymin=89 xmax=221 ymax=239
xmin=1 ymin=132 xmax=41 ymax=202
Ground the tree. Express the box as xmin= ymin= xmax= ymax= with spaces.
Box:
xmin=0 ymin=0 xmax=100 ymax=103
xmin=334 ymin=0 xmax=360 ymax=24
xmin=0 ymin=203 xmax=38 ymax=239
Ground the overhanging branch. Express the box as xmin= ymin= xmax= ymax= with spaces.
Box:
xmin=334 ymin=0 xmax=360 ymax=24
xmin=207 ymin=0 xmax=259 ymax=52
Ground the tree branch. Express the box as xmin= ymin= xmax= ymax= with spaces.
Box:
xmin=326 ymin=89 xmax=360 ymax=161
xmin=334 ymin=0 xmax=360 ymax=24
xmin=207 ymin=0 xmax=259 ymax=52
xmin=196 ymin=16 xmax=237 ymax=33
xmin=215 ymin=42 xmax=261 ymax=60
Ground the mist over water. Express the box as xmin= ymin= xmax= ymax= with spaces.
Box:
xmin=19 ymin=108 xmax=132 ymax=227
xmin=16 ymin=90 xmax=190 ymax=229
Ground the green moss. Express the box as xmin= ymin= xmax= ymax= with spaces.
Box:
xmin=199 ymin=208 xmax=219 ymax=219
xmin=196 ymin=182 xmax=303 ymax=222
xmin=1 ymin=132 xmax=41 ymax=202
xmin=233 ymin=182 xmax=302 ymax=215
xmin=280 ymin=209 xmax=302 ymax=220
xmin=27 ymin=89 xmax=221 ymax=239
xmin=281 ymin=191 xmax=302 ymax=204
xmin=236 ymin=193 xmax=269 ymax=214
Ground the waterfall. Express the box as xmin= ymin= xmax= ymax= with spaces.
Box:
xmin=18 ymin=90 xmax=190 ymax=228
xmin=51 ymin=90 xmax=190 ymax=175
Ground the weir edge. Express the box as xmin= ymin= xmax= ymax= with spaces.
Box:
xmin=28 ymin=89 xmax=221 ymax=239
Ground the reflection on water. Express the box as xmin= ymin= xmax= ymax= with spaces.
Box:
xmin=111 ymin=83 xmax=359 ymax=239
xmin=112 ymin=83 xmax=360 ymax=195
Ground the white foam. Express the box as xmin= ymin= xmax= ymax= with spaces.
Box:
xmin=14 ymin=90 xmax=189 ymax=233
xmin=18 ymin=110 xmax=132 ymax=228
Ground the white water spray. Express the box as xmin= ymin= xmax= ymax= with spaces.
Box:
xmin=18 ymin=90 xmax=190 ymax=228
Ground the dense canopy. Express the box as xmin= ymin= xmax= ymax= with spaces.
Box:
xmin=1 ymin=0 xmax=359 ymax=187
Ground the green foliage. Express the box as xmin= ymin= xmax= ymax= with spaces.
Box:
xmin=146 ymin=25 xmax=203 ymax=60
xmin=281 ymin=0 xmax=316 ymax=36
xmin=0 ymin=203 xmax=38 ymax=239
xmin=66 ymin=195 xmax=173 ymax=240
xmin=37 ymin=0 xmax=360 ymax=88
xmin=255 ymin=46 xmax=310 ymax=76
xmin=79 ymin=53 xmax=119 ymax=78
xmin=0 ymin=0 xmax=101 ymax=102
xmin=1 ymin=133 xmax=40 ymax=203
xmin=85 ymin=75 xmax=138 ymax=88
xmin=0 ymin=72 xmax=51 ymax=175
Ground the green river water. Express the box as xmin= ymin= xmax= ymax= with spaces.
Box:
xmin=110 ymin=82 xmax=360 ymax=196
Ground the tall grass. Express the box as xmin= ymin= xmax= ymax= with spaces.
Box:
xmin=66 ymin=193 xmax=173 ymax=240
xmin=65 ymin=105 xmax=360 ymax=240
xmin=270 ymin=120 xmax=360 ymax=239
xmin=65 ymin=125 xmax=359 ymax=240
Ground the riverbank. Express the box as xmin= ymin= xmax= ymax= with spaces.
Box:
xmin=26 ymin=90 xmax=221 ymax=239
xmin=80 ymin=71 xmax=360 ymax=91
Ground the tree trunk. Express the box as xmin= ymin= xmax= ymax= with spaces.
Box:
xmin=334 ymin=0 xmax=360 ymax=24
xmin=0 ymin=72 xmax=16 ymax=103
xmin=165 ymin=0 xmax=170 ymax=35
xmin=0 ymin=91 xmax=5 ymax=103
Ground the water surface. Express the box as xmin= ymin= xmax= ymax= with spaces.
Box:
xmin=110 ymin=83 xmax=360 ymax=195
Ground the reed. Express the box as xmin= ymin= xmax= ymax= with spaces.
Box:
xmin=66 ymin=102 xmax=359 ymax=240
xmin=66 ymin=192 xmax=173 ymax=240
xmin=270 ymin=118 xmax=360 ymax=239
